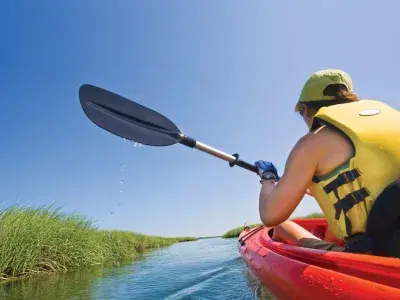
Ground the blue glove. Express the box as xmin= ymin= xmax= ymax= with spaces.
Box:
xmin=254 ymin=160 xmax=280 ymax=181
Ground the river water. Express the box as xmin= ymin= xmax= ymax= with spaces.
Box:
xmin=0 ymin=237 xmax=276 ymax=300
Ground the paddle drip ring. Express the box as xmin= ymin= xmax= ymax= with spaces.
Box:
xmin=229 ymin=153 xmax=240 ymax=167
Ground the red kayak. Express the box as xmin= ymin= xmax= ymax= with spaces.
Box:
xmin=238 ymin=218 xmax=400 ymax=300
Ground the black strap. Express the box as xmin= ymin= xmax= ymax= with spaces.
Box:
xmin=334 ymin=188 xmax=370 ymax=236
xmin=334 ymin=188 xmax=370 ymax=220
xmin=323 ymin=169 xmax=361 ymax=194
xmin=313 ymin=168 xmax=369 ymax=237
xmin=312 ymin=175 xmax=321 ymax=183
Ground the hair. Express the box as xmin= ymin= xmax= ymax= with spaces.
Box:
xmin=295 ymin=84 xmax=360 ymax=118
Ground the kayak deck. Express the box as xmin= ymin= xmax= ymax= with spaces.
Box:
xmin=238 ymin=218 xmax=400 ymax=300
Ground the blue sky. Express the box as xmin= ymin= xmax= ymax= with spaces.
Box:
xmin=1 ymin=1 xmax=399 ymax=237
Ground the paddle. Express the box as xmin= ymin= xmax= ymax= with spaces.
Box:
xmin=79 ymin=84 xmax=258 ymax=174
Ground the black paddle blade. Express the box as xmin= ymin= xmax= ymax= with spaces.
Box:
xmin=79 ymin=84 xmax=182 ymax=146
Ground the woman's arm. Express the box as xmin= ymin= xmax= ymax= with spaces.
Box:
xmin=258 ymin=135 xmax=319 ymax=226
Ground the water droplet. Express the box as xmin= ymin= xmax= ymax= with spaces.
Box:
xmin=139 ymin=143 xmax=143 ymax=147
xmin=123 ymin=138 xmax=127 ymax=143
xmin=120 ymin=164 xmax=126 ymax=172
xmin=120 ymin=188 xmax=123 ymax=193
xmin=120 ymin=180 xmax=124 ymax=185
xmin=134 ymin=142 xmax=138 ymax=147
xmin=109 ymin=211 xmax=114 ymax=215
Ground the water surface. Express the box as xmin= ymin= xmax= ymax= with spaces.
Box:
xmin=1 ymin=238 xmax=276 ymax=299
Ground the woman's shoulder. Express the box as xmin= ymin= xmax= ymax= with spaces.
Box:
xmin=298 ymin=125 xmax=347 ymax=153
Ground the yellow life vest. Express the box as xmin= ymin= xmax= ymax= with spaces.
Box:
xmin=308 ymin=99 xmax=400 ymax=240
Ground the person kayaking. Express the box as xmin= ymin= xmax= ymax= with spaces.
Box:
xmin=255 ymin=69 xmax=400 ymax=257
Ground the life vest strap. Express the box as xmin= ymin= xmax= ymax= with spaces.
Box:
xmin=334 ymin=188 xmax=370 ymax=220
xmin=323 ymin=169 xmax=361 ymax=194
xmin=312 ymin=175 xmax=320 ymax=183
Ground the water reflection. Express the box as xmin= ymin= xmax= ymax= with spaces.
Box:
xmin=241 ymin=266 xmax=277 ymax=300
xmin=0 ymin=259 xmax=139 ymax=300
xmin=1 ymin=267 xmax=99 ymax=300
xmin=0 ymin=239 xmax=276 ymax=300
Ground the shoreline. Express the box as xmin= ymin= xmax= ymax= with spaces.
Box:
xmin=0 ymin=205 xmax=197 ymax=282
xmin=221 ymin=212 xmax=325 ymax=238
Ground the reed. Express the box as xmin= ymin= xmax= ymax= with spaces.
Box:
xmin=0 ymin=205 xmax=196 ymax=280
xmin=222 ymin=223 xmax=262 ymax=239
xmin=222 ymin=212 xmax=325 ymax=238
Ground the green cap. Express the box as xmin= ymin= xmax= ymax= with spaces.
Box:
xmin=299 ymin=69 xmax=353 ymax=103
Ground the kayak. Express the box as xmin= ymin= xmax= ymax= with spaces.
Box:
xmin=238 ymin=218 xmax=400 ymax=300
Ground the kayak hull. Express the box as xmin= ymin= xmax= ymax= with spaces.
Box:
xmin=238 ymin=218 xmax=400 ymax=300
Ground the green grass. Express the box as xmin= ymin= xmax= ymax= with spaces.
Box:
xmin=222 ymin=212 xmax=325 ymax=238
xmin=222 ymin=223 xmax=262 ymax=239
xmin=294 ymin=212 xmax=325 ymax=219
xmin=0 ymin=205 xmax=196 ymax=280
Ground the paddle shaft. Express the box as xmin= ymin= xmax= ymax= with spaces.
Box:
xmin=178 ymin=133 xmax=258 ymax=174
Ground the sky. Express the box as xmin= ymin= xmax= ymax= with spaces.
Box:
xmin=1 ymin=1 xmax=399 ymax=237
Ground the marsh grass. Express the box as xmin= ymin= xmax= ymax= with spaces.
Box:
xmin=295 ymin=212 xmax=325 ymax=219
xmin=222 ymin=212 xmax=325 ymax=238
xmin=0 ymin=205 xmax=196 ymax=280
xmin=222 ymin=223 xmax=262 ymax=239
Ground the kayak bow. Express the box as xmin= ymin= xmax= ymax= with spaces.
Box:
xmin=238 ymin=218 xmax=400 ymax=300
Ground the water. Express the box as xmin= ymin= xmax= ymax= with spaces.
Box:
xmin=0 ymin=238 xmax=275 ymax=300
